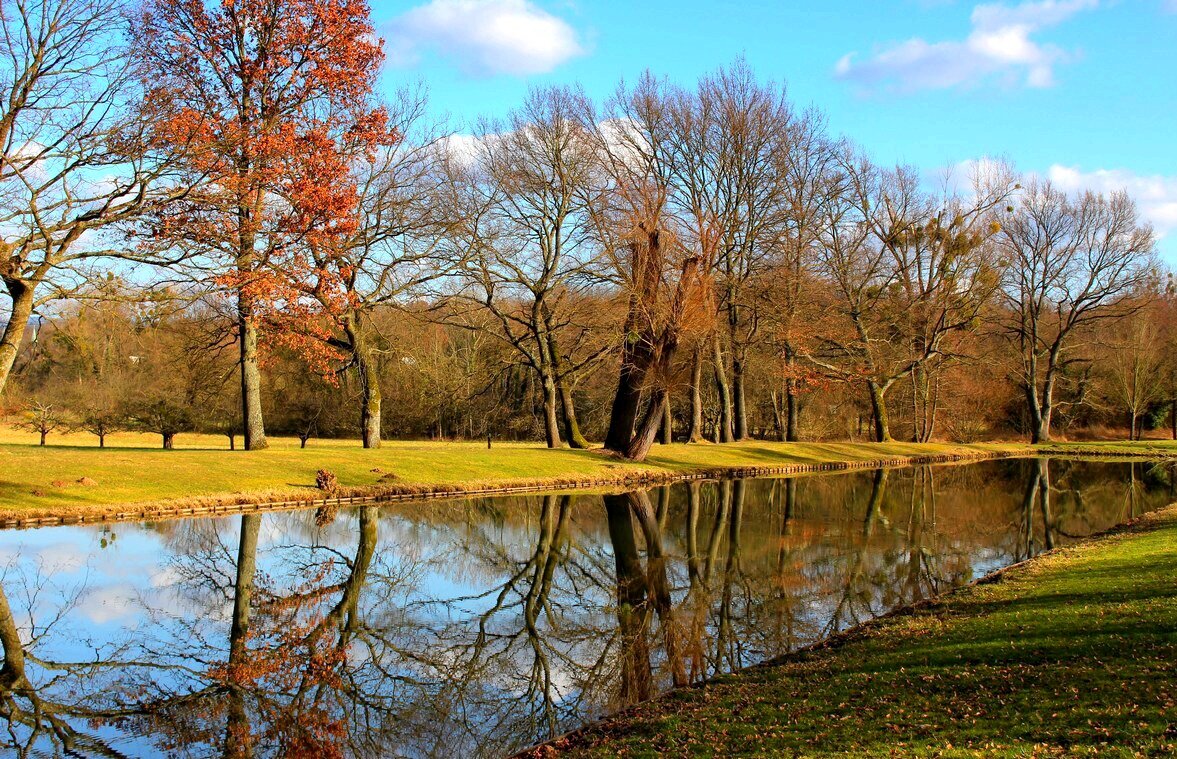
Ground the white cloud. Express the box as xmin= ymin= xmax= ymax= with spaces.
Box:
xmin=1046 ymin=165 xmax=1177 ymax=242
xmin=386 ymin=0 xmax=585 ymax=76
xmin=835 ymin=0 xmax=1098 ymax=93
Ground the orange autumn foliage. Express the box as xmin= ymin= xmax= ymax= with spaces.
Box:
xmin=134 ymin=0 xmax=398 ymax=371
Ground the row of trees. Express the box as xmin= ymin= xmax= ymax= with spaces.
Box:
xmin=1 ymin=0 xmax=1165 ymax=458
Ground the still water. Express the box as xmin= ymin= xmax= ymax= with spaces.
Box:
xmin=0 ymin=457 xmax=1172 ymax=758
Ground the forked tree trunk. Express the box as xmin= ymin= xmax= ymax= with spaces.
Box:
xmin=545 ymin=325 xmax=589 ymax=449
xmin=626 ymin=391 xmax=667 ymax=461
xmin=555 ymin=375 xmax=589 ymax=449
xmin=162 ymin=433 xmax=175 ymax=450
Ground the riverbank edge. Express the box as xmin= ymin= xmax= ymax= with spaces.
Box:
xmin=1 ymin=441 xmax=1171 ymax=529
xmin=514 ymin=501 xmax=1177 ymax=758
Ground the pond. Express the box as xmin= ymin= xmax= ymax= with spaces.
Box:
xmin=0 ymin=457 xmax=1173 ymax=758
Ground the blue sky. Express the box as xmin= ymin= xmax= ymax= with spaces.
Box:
xmin=371 ymin=0 xmax=1177 ymax=264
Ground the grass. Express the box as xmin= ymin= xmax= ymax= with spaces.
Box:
xmin=1 ymin=425 xmax=1174 ymax=523
xmin=542 ymin=505 xmax=1177 ymax=758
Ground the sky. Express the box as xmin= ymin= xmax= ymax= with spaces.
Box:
xmin=369 ymin=0 xmax=1177 ymax=265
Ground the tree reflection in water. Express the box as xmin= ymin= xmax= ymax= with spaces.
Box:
xmin=0 ymin=458 xmax=1173 ymax=758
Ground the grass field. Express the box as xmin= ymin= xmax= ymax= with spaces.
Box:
xmin=1 ymin=426 xmax=1175 ymax=522
xmin=543 ymin=504 xmax=1177 ymax=758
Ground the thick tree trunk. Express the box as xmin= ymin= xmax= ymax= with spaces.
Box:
xmin=867 ymin=380 xmax=892 ymax=443
xmin=162 ymin=433 xmax=174 ymax=450
xmin=626 ymin=391 xmax=666 ymax=461
xmin=38 ymin=430 xmax=46 ymax=446
xmin=786 ymin=386 xmax=799 ymax=442
xmin=98 ymin=433 xmax=106 ymax=448
xmin=0 ymin=279 xmax=35 ymax=398
xmin=731 ymin=353 xmax=748 ymax=441
xmin=711 ymin=337 xmax=735 ymax=443
xmin=687 ymin=346 xmax=705 ymax=443
xmin=342 ymin=315 xmax=382 ymax=449
xmin=238 ymin=304 xmax=268 ymax=451
xmin=603 ymin=351 xmax=648 ymax=453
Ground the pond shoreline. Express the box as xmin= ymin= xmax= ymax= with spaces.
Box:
xmin=2 ymin=440 xmax=1174 ymax=529
xmin=518 ymin=502 xmax=1177 ymax=757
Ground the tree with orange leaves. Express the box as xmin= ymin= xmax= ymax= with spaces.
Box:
xmin=132 ymin=0 xmax=395 ymax=449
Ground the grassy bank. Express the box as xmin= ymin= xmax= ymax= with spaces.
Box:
xmin=1 ymin=426 xmax=1174 ymax=524
xmin=541 ymin=505 xmax=1177 ymax=758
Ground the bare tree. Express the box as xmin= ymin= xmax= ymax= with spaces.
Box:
xmin=998 ymin=180 xmax=1156 ymax=443
xmin=0 ymin=0 xmax=182 ymax=397
xmin=446 ymin=86 xmax=601 ymax=448
xmin=808 ymin=155 xmax=1014 ymax=441
xmin=307 ymin=85 xmax=453 ymax=448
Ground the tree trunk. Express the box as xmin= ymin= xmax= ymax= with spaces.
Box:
xmin=731 ymin=353 xmax=748 ymax=440
xmin=539 ymin=368 xmax=563 ymax=448
xmin=1171 ymin=397 xmax=1176 ymax=441
xmin=238 ymin=305 xmax=268 ymax=451
xmin=712 ymin=336 xmax=735 ymax=443
xmin=659 ymin=394 xmax=673 ymax=444
xmin=358 ymin=350 xmax=381 ymax=450
xmin=545 ymin=321 xmax=589 ymax=449
xmin=770 ymin=390 xmax=785 ymax=442
xmin=98 ymin=432 xmax=106 ymax=448
xmin=162 ymin=433 xmax=174 ymax=450
xmin=299 ymin=434 xmax=309 ymax=449
xmin=687 ymin=346 xmax=705 ymax=443
xmin=786 ymin=383 xmax=800 ymax=442
xmin=626 ymin=391 xmax=666 ymax=461
xmin=0 ymin=279 xmax=35 ymax=398
xmin=867 ymin=380 xmax=892 ymax=443
xmin=604 ymin=332 xmax=661 ymax=454
xmin=555 ymin=375 xmax=589 ymax=449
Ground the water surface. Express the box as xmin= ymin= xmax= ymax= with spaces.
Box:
xmin=0 ymin=457 xmax=1172 ymax=757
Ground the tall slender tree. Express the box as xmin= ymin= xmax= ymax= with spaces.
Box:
xmin=133 ymin=0 xmax=393 ymax=449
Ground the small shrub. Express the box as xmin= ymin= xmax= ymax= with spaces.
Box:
xmin=315 ymin=469 xmax=338 ymax=493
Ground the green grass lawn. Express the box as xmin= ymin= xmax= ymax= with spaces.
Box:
xmin=1 ymin=425 xmax=1175 ymax=522
xmin=546 ymin=505 xmax=1177 ymax=758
